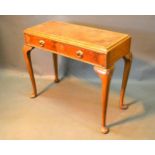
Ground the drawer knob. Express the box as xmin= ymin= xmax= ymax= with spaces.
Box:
xmin=39 ymin=40 xmax=45 ymax=47
xmin=76 ymin=50 xmax=83 ymax=58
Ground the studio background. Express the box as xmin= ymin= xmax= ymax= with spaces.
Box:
xmin=0 ymin=15 xmax=155 ymax=140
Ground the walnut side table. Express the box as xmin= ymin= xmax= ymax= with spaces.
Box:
xmin=23 ymin=21 xmax=132 ymax=134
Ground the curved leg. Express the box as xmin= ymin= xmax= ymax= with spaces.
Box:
xmin=120 ymin=52 xmax=132 ymax=110
xmin=94 ymin=66 xmax=114 ymax=134
xmin=52 ymin=53 xmax=59 ymax=82
xmin=23 ymin=45 xmax=37 ymax=98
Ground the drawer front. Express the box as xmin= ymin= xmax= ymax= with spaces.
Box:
xmin=24 ymin=34 xmax=56 ymax=51
xmin=55 ymin=42 xmax=106 ymax=67
xmin=24 ymin=34 xmax=106 ymax=67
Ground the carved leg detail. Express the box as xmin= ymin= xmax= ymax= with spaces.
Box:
xmin=94 ymin=66 xmax=114 ymax=134
xmin=23 ymin=45 xmax=37 ymax=98
xmin=120 ymin=53 xmax=132 ymax=110
xmin=52 ymin=53 xmax=59 ymax=82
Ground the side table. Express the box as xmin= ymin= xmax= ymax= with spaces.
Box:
xmin=23 ymin=21 xmax=132 ymax=134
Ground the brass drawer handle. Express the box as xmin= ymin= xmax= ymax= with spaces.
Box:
xmin=39 ymin=40 xmax=45 ymax=47
xmin=76 ymin=50 xmax=83 ymax=58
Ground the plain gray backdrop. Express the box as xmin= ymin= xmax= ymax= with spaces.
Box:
xmin=0 ymin=15 xmax=155 ymax=81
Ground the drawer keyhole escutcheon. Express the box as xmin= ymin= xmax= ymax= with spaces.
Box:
xmin=39 ymin=40 xmax=45 ymax=47
xmin=76 ymin=50 xmax=83 ymax=58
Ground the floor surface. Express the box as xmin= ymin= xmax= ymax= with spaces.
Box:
xmin=0 ymin=69 xmax=155 ymax=139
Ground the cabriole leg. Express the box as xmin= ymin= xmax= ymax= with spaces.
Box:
xmin=23 ymin=45 xmax=37 ymax=98
xmin=94 ymin=66 xmax=114 ymax=134
xmin=52 ymin=53 xmax=59 ymax=82
xmin=120 ymin=53 xmax=132 ymax=110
